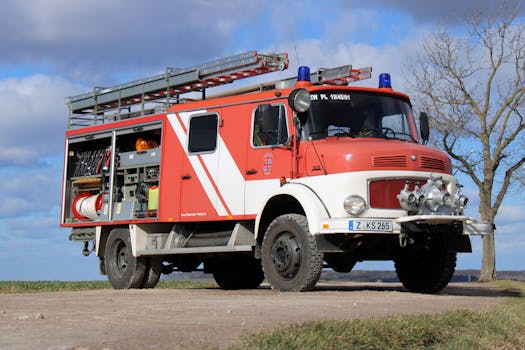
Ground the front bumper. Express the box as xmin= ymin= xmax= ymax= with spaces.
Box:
xmin=397 ymin=215 xmax=491 ymax=235
xmin=319 ymin=215 xmax=491 ymax=235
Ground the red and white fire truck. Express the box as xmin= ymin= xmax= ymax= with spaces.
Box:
xmin=61 ymin=50 xmax=489 ymax=292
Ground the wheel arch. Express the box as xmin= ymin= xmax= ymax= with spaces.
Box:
xmin=96 ymin=225 xmax=118 ymax=258
xmin=255 ymin=183 xmax=330 ymax=246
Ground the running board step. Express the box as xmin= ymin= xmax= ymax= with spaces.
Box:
xmin=133 ymin=222 xmax=255 ymax=255
xmin=137 ymin=245 xmax=253 ymax=256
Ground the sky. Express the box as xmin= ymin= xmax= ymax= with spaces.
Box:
xmin=0 ymin=0 xmax=523 ymax=281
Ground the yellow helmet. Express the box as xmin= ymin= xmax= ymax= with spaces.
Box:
xmin=135 ymin=137 xmax=148 ymax=151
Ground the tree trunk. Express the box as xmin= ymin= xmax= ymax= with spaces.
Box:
xmin=479 ymin=227 xmax=497 ymax=282
xmin=478 ymin=184 xmax=497 ymax=282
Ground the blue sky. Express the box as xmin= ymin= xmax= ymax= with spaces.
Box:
xmin=0 ymin=0 xmax=523 ymax=280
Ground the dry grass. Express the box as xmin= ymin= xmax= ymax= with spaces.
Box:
xmin=231 ymin=281 xmax=525 ymax=350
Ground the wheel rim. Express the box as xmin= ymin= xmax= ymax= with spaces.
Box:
xmin=271 ymin=231 xmax=301 ymax=279
xmin=114 ymin=240 xmax=129 ymax=277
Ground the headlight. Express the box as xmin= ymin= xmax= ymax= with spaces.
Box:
xmin=344 ymin=195 xmax=366 ymax=215
xmin=458 ymin=195 xmax=468 ymax=207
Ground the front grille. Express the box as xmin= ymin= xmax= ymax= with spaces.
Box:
xmin=420 ymin=156 xmax=446 ymax=172
xmin=369 ymin=178 xmax=422 ymax=209
xmin=372 ymin=155 xmax=407 ymax=168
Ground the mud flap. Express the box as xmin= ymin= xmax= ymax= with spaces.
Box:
xmin=444 ymin=234 xmax=472 ymax=253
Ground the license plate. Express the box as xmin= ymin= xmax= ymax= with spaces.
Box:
xmin=349 ymin=219 xmax=393 ymax=232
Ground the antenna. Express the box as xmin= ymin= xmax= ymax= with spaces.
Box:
xmin=294 ymin=44 xmax=301 ymax=67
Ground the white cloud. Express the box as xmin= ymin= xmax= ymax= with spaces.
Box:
xmin=271 ymin=35 xmax=424 ymax=94
xmin=3 ymin=215 xmax=61 ymax=239
xmin=0 ymin=0 xmax=263 ymax=81
xmin=0 ymin=74 xmax=79 ymax=165
xmin=339 ymin=0 xmax=524 ymax=24
xmin=496 ymin=204 xmax=525 ymax=224
xmin=496 ymin=232 xmax=525 ymax=258
xmin=0 ymin=163 xmax=62 ymax=219
xmin=496 ymin=222 xmax=523 ymax=235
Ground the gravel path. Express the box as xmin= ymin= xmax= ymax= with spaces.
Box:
xmin=0 ymin=281 xmax=508 ymax=350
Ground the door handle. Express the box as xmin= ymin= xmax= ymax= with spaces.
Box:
xmin=181 ymin=174 xmax=192 ymax=180
xmin=246 ymin=169 xmax=258 ymax=175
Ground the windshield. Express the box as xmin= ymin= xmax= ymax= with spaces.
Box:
xmin=302 ymin=90 xmax=416 ymax=142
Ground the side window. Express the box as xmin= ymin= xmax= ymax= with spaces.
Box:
xmin=252 ymin=104 xmax=288 ymax=147
xmin=188 ymin=114 xmax=218 ymax=153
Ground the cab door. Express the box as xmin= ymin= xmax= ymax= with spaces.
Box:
xmin=178 ymin=111 xmax=223 ymax=220
xmin=245 ymin=103 xmax=293 ymax=215
xmin=177 ymin=108 xmax=250 ymax=221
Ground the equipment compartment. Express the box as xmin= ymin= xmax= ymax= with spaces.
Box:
xmin=62 ymin=123 xmax=162 ymax=224
xmin=120 ymin=148 xmax=161 ymax=168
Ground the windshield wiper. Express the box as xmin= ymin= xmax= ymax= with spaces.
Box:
xmin=385 ymin=131 xmax=417 ymax=143
xmin=363 ymin=127 xmax=417 ymax=143
xmin=331 ymin=130 xmax=355 ymax=138
xmin=359 ymin=128 xmax=388 ymax=139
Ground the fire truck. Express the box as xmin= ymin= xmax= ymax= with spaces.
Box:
xmin=61 ymin=50 xmax=490 ymax=293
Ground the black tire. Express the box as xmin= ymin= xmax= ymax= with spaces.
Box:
xmin=105 ymin=228 xmax=147 ymax=289
xmin=324 ymin=253 xmax=357 ymax=273
xmin=141 ymin=256 xmax=163 ymax=289
xmin=394 ymin=240 xmax=457 ymax=294
xmin=212 ymin=256 xmax=264 ymax=290
xmin=261 ymin=214 xmax=323 ymax=292
xmin=172 ymin=255 xmax=201 ymax=273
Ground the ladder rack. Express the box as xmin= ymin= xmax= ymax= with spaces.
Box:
xmin=207 ymin=65 xmax=373 ymax=99
xmin=66 ymin=50 xmax=288 ymax=129
xmin=280 ymin=65 xmax=372 ymax=87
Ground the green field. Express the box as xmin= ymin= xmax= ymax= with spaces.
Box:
xmin=0 ymin=279 xmax=214 ymax=293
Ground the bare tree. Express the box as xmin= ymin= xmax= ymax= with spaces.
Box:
xmin=408 ymin=2 xmax=525 ymax=281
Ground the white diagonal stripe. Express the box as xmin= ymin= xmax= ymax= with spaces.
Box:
xmin=168 ymin=112 xmax=228 ymax=216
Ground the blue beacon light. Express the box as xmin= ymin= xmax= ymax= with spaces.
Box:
xmin=378 ymin=73 xmax=392 ymax=88
xmin=297 ymin=66 xmax=311 ymax=81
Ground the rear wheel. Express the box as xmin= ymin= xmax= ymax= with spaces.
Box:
xmin=141 ymin=256 xmax=163 ymax=289
xmin=394 ymin=236 xmax=456 ymax=294
xmin=105 ymin=228 xmax=147 ymax=289
xmin=261 ymin=214 xmax=323 ymax=292
xmin=212 ymin=256 xmax=264 ymax=290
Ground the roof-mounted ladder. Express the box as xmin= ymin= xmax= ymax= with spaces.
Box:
xmin=208 ymin=65 xmax=373 ymax=99
xmin=66 ymin=50 xmax=288 ymax=128
xmin=281 ymin=65 xmax=372 ymax=87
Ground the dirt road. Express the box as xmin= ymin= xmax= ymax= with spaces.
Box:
xmin=0 ymin=281 xmax=508 ymax=350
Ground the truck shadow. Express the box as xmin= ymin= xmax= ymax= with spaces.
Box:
xmin=309 ymin=281 xmax=519 ymax=298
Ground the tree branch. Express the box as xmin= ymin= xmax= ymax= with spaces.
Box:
xmin=493 ymin=155 xmax=525 ymax=216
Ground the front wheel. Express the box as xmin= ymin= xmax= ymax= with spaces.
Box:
xmin=261 ymin=214 xmax=323 ymax=292
xmin=394 ymin=237 xmax=457 ymax=294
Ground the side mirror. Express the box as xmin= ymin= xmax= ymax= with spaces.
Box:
xmin=419 ymin=112 xmax=430 ymax=144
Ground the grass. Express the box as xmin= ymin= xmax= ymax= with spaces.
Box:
xmin=0 ymin=279 xmax=215 ymax=293
xmin=230 ymin=281 xmax=525 ymax=350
